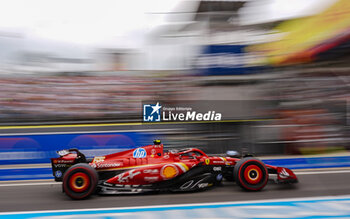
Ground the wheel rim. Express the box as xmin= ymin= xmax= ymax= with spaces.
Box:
xmin=243 ymin=164 xmax=262 ymax=184
xmin=69 ymin=172 xmax=90 ymax=192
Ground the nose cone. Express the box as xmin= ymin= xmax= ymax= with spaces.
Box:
xmin=277 ymin=167 xmax=298 ymax=183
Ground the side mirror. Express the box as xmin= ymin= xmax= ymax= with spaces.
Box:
xmin=226 ymin=150 xmax=240 ymax=158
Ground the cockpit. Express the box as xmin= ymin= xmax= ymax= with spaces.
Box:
xmin=166 ymin=148 xmax=207 ymax=160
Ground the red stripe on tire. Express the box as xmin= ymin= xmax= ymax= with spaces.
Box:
xmin=243 ymin=165 xmax=262 ymax=185
xmin=69 ymin=172 xmax=90 ymax=192
xmin=238 ymin=160 xmax=267 ymax=191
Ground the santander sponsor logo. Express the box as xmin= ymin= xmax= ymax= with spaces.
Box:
xmin=91 ymin=162 xmax=122 ymax=168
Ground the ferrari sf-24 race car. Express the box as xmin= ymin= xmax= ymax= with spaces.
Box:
xmin=51 ymin=140 xmax=298 ymax=199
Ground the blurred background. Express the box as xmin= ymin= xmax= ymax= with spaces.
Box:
xmin=0 ymin=0 xmax=349 ymax=165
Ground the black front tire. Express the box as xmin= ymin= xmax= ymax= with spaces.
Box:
xmin=234 ymin=157 xmax=268 ymax=191
xmin=62 ymin=163 xmax=98 ymax=200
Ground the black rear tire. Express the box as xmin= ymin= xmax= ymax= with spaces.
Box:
xmin=234 ymin=157 xmax=268 ymax=191
xmin=63 ymin=163 xmax=98 ymax=200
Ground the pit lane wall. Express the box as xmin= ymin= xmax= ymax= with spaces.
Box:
xmin=0 ymin=132 xmax=155 ymax=165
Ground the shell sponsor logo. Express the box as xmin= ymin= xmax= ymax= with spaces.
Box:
xmin=161 ymin=164 xmax=178 ymax=179
xmin=205 ymin=159 xmax=210 ymax=165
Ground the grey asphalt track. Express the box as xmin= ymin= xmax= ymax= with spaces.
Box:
xmin=0 ymin=171 xmax=349 ymax=212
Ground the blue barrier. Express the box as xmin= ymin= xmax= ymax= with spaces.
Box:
xmin=262 ymin=156 xmax=350 ymax=169
xmin=0 ymin=132 xmax=155 ymax=165
xmin=0 ymin=168 xmax=52 ymax=181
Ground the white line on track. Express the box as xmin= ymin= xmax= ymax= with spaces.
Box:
xmin=0 ymin=165 xmax=51 ymax=169
xmin=294 ymin=170 xmax=350 ymax=175
xmin=0 ymin=182 xmax=59 ymax=187
xmin=1 ymin=195 xmax=350 ymax=215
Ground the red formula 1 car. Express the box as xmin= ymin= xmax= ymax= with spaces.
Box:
xmin=51 ymin=140 xmax=298 ymax=199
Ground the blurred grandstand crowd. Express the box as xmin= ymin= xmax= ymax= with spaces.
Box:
xmin=0 ymin=68 xmax=348 ymax=155
xmin=0 ymin=74 xmax=192 ymax=123
xmin=262 ymin=70 xmax=349 ymax=154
